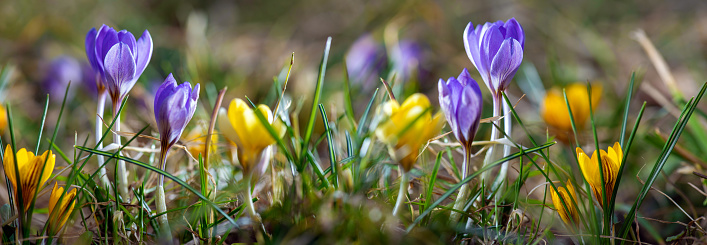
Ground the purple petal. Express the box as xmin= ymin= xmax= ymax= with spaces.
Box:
xmin=154 ymin=74 xmax=178 ymax=119
xmin=96 ymin=26 xmax=118 ymax=67
xmin=480 ymin=26 xmax=504 ymax=77
xmin=104 ymin=42 xmax=137 ymax=99
xmin=490 ymin=38 xmax=523 ymax=92
xmin=503 ymin=18 xmax=525 ymax=48
xmin=458 ymin=82 xmax=483 ymax=142
xmin=464 ymin=22 xmax=484 ymax=77
xmin=117 ymin=30 xmax=137 ymax=54
xmin=85 ymin=28 xmax=100 ymax=72
xmin=135 ymin=30 xmax=153 ymax=77
xmin=456 ymin=68 xmax=472 ymax=87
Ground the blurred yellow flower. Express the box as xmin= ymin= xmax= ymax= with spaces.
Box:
xmin=220 ymin=98 xmax=286 ymax=173
xmin=375 ymin=93 xmax=444 ymax=171
xmin=577 ymin=142 xmax=623 ymax=207
xmin=550 ymin=180 xmax=579 ymax=226
xmin=183 ymin=124 xmax=219 ymax=162
xmin=3 ymin=146 xmax=55 ymax=211
xmin=48 ymin=182 xmax=76 ymax=234
xmin=541 ymin=83 xmax=601 ymax=133
xmin=0 ymin=104 xmax=6 ymax=135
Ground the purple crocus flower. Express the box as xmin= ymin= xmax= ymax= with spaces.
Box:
xmin=85 ymin=24 xmax=153 ymax=103
xmin=464 ymin=18 xmax=524 ymax=96
xmin=154 ymin=74 xmax=200 ymax=152
xmin=42 ymin=56 xmax=82 ymax=103
xmin=391 ymin=40 xmax=425 ymax=82
xmin=346 ymin=34 xmax=386 ymax=90
xmin=438 ymin=68 xmax=483 ymax=149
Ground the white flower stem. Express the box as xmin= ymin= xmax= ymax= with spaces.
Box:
xmin=392 ymin=170 xmax=408 ymax=216
xmin=481 ymin=94 xmax=502 ymax=183
xmin=113 ymin=103 xmax=129 ymax=202
xmin=450 ymin=147 xmax=473 ymax=223
xmin=491 ymin=96 xmax=512 ymax=195
xmin=95 ymin=91 xmax=111 ymax=191
xmin=155 ymin=185 xmax=172 ymax=239
xmin=244 ymin=171 xmax=259 ymax=221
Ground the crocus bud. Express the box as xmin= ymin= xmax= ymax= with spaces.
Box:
xmin=154 ymin=74 xmax=200 ymax=153
xmin=464 ymin=18 xmax=524 ymax=96
xmin=220 ymin=98 xmax=286 ymax=174
xmin=375 ymin=94 xmax=444 ymax=171
xmin=550 ymin=180 xmax=579 ymax=226
xmin=541 ymin=83 xmax=602 ymax=134
xmin=85 ymin=24 xmax=153 ymax=103
xmin=48 ymin=182 xmax=77 ymax=234
xmin=42 ymin=56 xmax=82 ymax=103
xmin=346 ymin=34 xmax=386 ymax=90
xmin=577 ymin=142 xmax=623 ymax=207
xmin=438 ymin=68 xmax=483 ymax=149
xmin=3 ymin=146 xmax=56 ymax=212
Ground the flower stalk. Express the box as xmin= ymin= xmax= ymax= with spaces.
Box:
xmin=392 ymin=170 xmax=408 ymax=216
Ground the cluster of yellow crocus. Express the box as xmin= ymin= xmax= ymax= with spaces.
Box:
xmin=541 ymin=83 xmax=601 ymax=134
xmin=3 ymin=146 xmax=55 ymax=211
xmin=375 ymin=93 xmax=444 ymax=172
xmin=183 ymin=124 xmax=219 ymax=161
xmin=577 ymin=142 xmax=623 ymax=207
xmin=550 ymin=180 xmax=579 ymax=226
xmin=48 ymin=182 xmax=76 ymax=234
xmin=218 ymin=98 xmax=286 ymax=173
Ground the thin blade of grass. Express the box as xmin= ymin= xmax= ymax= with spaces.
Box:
xmin=617 ymin=82 xmax=707 ymax=242
xmin=407 ymin=141 xmax=555 ymax=232
xmin=319 ymin=104 xmax=338 ymax=189
xmin=619 ymin=72 xmax=636 ymax=146
xmin=76 ymin=146 xmax=240 ymax=227
xmin=300 ymin=37 xmax=332 ymax=168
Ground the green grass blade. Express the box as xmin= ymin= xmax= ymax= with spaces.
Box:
xmin=618 ymin=82 xmax=707 ymax=242
xmin=406 ymin=141 xmax=555 ymax=232
xmin=609 ymin=102 xmax=646 ymax=219
xmin=619 ymin=72 xmax=636 ymax=146
xmin=76 ymin=146 xmax=240 ymax=227
xmin=318 ymin=104 xmax=338 ymax=189
xmin=301 ymin=37 xmax=332 ymax=167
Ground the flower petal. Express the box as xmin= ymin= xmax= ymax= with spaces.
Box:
xmin=104 ymin=42 xmax=137 ymax=99
xmin=135 ymin=30 xmax=153 ymax=77
xmin=489 ymin=38 xmax=523 ymax=91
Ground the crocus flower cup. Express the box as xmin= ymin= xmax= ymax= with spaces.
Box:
xmin=464 ymin=18 xmax=524 ymax=97
xmin=550 ymin=180 xmax=579 ymax=226
xmin=85 ymin=24 xmax=153 ymax=104
xmin=3 ymin=146 xmax=55 ymax=212
xmin=577 ymin=142 xmax=623 ymax=207
xmin=48 ymin=182 xmax=77 ymax=234
xmin=154 ymin=74 xmax=200 ymax=158
xmin=542 ymin=83 xmax=602 ymax=134
xmin=438 ymin=68 xmax=483 ymax=150
xmin=375 ymin=93 xmax=444 ymax=172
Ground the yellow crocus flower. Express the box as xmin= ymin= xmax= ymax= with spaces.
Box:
xmin=220 ymin=98 xmax=286 ymax=173
xmin=48 ymin=182 xmax=76 ymax=234
xmin=577 ymin=142 xmax=623 ymax=207
xmin=0 ymin=105 xmax=6 ymax=135
xmin=541 ymin=83 xmax=602 ymax=133
xmin=375 ymin=93 xmax=444 ymax=171
xmin=183 ymin=124 xmax=219 ymax=162
xmin=3 ymin=145 xmax=55 ymax=211
xmin=550 ymin=180 xmax=579 ymax=226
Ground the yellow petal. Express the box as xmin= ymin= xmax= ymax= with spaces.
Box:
xmin=218 ymin=108 xmax=241 ymax=146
